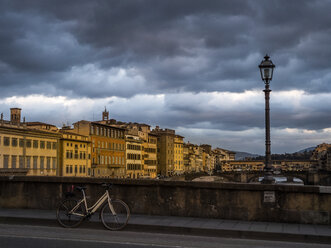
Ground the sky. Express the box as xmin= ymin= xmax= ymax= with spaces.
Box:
xmin=0 ymin=0 xmax=331 ymax=154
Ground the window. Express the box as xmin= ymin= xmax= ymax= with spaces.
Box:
xmin=47 ymin=157 xmax=51 ymax=170
xmin=79 ymin=165 xmax=82 ymax=173
xmin=66 ymin=165 xmax=69 ymax=174
xmin=26 ymin=156 xmax=31 ymax=168
xmin=19 ymin=156 xmax=24 ymax=168
xmin=90 ymin=125 xmax=94 ymax=135
xmin=33 ymin=140 xmax=38 ymax=148
xmin=26 ymin=139 xmax=32 ymax=148
xmin=52 ymin=158 xmax=56 ymax=169
xmin=40 ymin=141 xmax=45 ymax=149
xmin=19 ymin=139 xmax=24 ymax=147
xmin=47 ymin=142 xmax=51 ymax=149
xmin=4 ymin=137 xmax=10 ymax=146
xmin=3 ymin=155 xmax=9 ymax=168
xmin=12 ymin=138 xmax=18 ymax=147
xmin=33 ymin=156 xmax=38 ymax=169
xmin=12 ymin=155 xmax=17 ymax=168
xmin=52 ymin=142 xmax=57 ymax=150
xmin=40 ymin=156 xmax=44 ymax=170
xmin=70 ymin=165 xmax=73 ymax=174
xmin=74 ymin=165 xmax=77 ymax=174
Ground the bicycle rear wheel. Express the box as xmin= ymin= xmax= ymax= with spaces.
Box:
xmin=56 ymin=199 xmax=85 ymax=228
xmin=101 ymin=199 xmax=130 ymax=230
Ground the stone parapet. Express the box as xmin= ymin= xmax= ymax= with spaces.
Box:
xmin=0 ymin=176 xmax=330 ymax=224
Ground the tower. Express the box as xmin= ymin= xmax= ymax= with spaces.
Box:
xmin=10 ymin=108 xmax=21 ymax=124
xmin=102 ymin=107 xmax=109 ymax=121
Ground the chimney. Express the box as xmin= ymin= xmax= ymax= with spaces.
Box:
xmin=10 ymin=108 xmax=21 ymax=124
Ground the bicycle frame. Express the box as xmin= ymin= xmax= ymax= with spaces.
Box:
xmin=69 ymin=189 xmax=116 ymax=217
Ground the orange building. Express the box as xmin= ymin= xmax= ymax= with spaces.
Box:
xmin=72 ymin=120 xmax=126 ymax=178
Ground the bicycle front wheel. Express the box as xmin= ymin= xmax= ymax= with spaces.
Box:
xmin=56 ymin=199 xmax=85 ymax=228
xmin=101 ymin=199 xmax=130 ymax=230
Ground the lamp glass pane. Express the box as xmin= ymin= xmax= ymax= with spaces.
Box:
xmin=263 ymin=69 xmax=270 ymax=79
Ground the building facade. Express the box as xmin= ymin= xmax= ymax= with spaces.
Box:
xmin=174 ymin=135 xmax=184 ymax=175
xmin=99 ymin=112 xmax=158 ymax=179
xmin=59 ymin=131 xmax=91 ymax=177
xmin=125 ymin=134 xmax=143 ymax=178
xmin=151 ymin=127 xmax=175 ymax=176
xmin=144 ymin=133 xmax=157 ymax=178
xmin=0 ymin=123 xmax=60 ymax=176
xmin=72 ymin=120 xmax=126 ymax=178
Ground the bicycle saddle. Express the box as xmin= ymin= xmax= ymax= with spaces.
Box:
xmin=101 ymin=183 xmax=113 ymax=189
xmin=75 ymin=186 xmax=87 ymax=191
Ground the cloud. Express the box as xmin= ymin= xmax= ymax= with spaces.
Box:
xmin=0 ymin=0 xmax=330 ymax=153
xmin=0 ymin=89 xmax=330 ymax=154
xmin=1 ymin=0 xmax=331 ymax=98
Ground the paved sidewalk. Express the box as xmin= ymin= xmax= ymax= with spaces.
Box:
xmin=0 ymin=208 xmax=330 ymax=244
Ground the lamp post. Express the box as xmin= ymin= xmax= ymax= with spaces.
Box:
xmin=259 ymin=54 xmax=275 ymax=184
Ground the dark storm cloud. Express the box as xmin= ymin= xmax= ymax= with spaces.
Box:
xmin=0 ymin=0 xmax=331 ymax=151
xmin=1 ymin=0 xmax=331 ymax=97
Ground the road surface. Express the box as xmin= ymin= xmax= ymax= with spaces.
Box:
xmin=0 ymin=223 xmax=330 ymax=248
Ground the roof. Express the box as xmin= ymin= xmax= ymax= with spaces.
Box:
xmin=26 ymin=122 xmax=57 ymax=127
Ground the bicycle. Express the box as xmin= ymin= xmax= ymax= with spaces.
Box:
xmin=56 ymin=183 xmax=130 ymax=230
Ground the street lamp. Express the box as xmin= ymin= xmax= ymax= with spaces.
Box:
xmin=259 ymin=54 xmax=275 ymax=184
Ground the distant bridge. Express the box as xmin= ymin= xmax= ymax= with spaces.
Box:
xmin=185 ymin=170 xmax=331 ymax=186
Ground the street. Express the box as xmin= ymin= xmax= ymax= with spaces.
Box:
xmin=0 ymin=223 xmax=330 ymax=248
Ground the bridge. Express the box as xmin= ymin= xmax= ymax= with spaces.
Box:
xmin=185 ymin=170 xmax=331 ymax=186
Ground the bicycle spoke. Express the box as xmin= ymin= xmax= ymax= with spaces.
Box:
xmin=56 ymin=199 xmax=84 ymax=228
xmin=101 ymin=199 xmax=130 ymax=231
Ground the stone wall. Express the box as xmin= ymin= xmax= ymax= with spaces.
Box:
xmin=0 ymin=176 xmax=330 ymax=224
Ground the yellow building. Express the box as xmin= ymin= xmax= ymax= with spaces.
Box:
xmin=125 ymin=134 xmax=143 ymax=178
xmin=144 ymin=133 xmax=157 ymax=178
xmin=72 ymin=120 xmax=126 ymax=178
xmin=0 ymin=109 xmax=60 ymax=176
xmin=174 ymin=135 xmax=184 ymax=175
xmin=151 ymin=126 xmax=175 ymax=176
xmin=183 ymin=143 xmax=203 ymax=173
xmin=59 ymin=131 xmax=91 ymax=177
